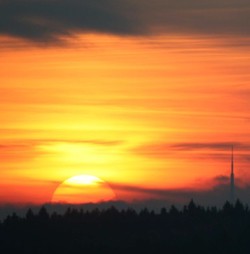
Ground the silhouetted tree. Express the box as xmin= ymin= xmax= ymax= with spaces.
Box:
xmin=160 ymin=207 xmax=167 ymax=216
xmin=38 ymin=206 xmax=49 ymax=221
xmin=26 ymin=208 xmax=35 ymax=221
xmin=169 ymin=205 xmax=179 ymax=216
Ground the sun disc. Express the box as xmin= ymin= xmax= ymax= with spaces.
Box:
xmin=65 ymin=175 xmax=102 ymax=185
xmin=51 ymin=174 xmax=116 ymax=204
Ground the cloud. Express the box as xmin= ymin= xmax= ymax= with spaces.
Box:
xmin=111 ymin=179 xmax=250 ymax=207
xmin=133 ymin=141 xmax=250 ymax=160
xmin=0 ymin=138 xmax=123 ymax=164
xmin=169 ymin=142 xmax=250 ymax=151
xmin=0 ymin=0 xmax=250 ymax=44
xmin=0 ymin=0 xmax=141 ymax=43
xmin=0 ymin=138 xmax=123 ymax=149
xmin=0 ymin=142 xmax=38 ymax=162
xmin=34 ymin=139 xmax=123 ymax=147
xmin=110 ymin=182 xmax=205 ymax=203
xmin=139 ymin=141 xmax=250 ymax=153
xmin=214 ymin=175 xmax=229 ymax=185
xmin=145 ymin=0 xmax=250 ymax=36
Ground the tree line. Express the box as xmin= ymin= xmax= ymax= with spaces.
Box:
xmin=1 ymin=199 xmax=250 ymax=254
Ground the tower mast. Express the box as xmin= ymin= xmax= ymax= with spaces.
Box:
xmin=230 ymin=146 xmax=235 ymax=203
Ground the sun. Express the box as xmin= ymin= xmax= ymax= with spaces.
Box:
xmin=51 ymin=174 xmax=116 ymax=204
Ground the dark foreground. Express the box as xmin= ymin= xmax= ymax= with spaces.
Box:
xmin=1 ymin=200 xmax=250 ymax=254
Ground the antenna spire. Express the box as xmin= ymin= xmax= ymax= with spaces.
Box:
xmin=231 ymin=146 xmax=234 ymax=174
xmin=230 ymin=145 xmax=235 ymax=203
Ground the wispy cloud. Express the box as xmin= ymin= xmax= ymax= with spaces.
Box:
xmin=169 ymin=142 xmax=250 ymax=151
xmin=110 ymin=177 xmax=250 ymax=206
xmin=0 ymin=0 xmax=250 ymax=44
xmin=0 ymin=138 xmax=123 ymax=164
xmin=132 ymin=142 xmax=250 ymax=167
xmin=0 ymin=138 xmax=123 ymax=148
xmin=134 ymin=141 xmax=250 ymax=154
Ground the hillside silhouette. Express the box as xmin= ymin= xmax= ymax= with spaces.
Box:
xmin=1 ymin=200 xmax=250 ymax=254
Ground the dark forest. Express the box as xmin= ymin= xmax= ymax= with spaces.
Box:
xmin=1 ymin=200 xmax=250 ymax=254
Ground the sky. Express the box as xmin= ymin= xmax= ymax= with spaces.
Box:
xmin=1 ymin=0 xmax=250 ymax=206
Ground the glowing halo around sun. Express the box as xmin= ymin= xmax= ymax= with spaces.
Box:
xmin=51 ymin=175 xmax=116 ymax=204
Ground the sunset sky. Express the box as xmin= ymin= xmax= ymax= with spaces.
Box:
xmin=1 ymin=0 xmax=250 ymax=206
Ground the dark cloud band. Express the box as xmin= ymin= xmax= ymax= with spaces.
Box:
xmin=0 ymin=0 xmax=140 ymax=43
xmin=0 ymin=0 xmax=250 ymax=44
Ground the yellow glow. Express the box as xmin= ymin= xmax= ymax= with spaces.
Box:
xmin=1 ymin=34 xmax=250 ymax=204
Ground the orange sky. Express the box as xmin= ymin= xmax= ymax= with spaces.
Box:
xmin=1 ymin=32 xmax=250 ymax=205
